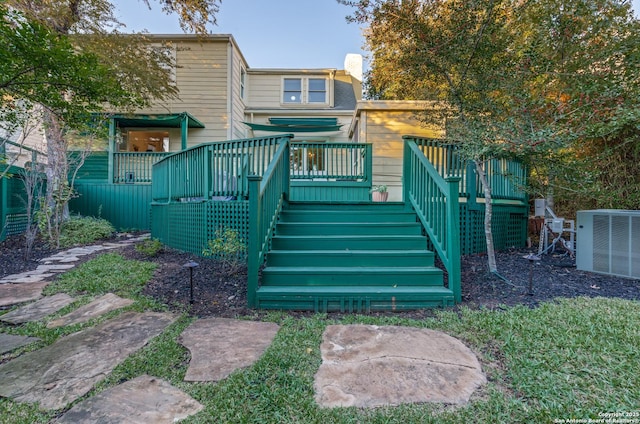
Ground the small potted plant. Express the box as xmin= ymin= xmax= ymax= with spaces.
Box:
xmin=370 ymin=185 xmax=388 ymax=202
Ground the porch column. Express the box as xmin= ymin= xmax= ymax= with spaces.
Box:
xmin=181 ymin=113 xmax=188 ymax=151
xmin=108 ymin=118 xmax=115 ymax=184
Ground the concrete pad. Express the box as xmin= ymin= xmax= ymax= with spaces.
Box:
xmin=314 ymin=325 xmax=486 ymax=408
xmin=179 ymin=318 xmax=280 ymax=382
xmin=1 ymin=294 xmax=75 ymax=324
xmin=0 ymin=311 xmax=175 ymax=410
xmin=0 ymin=334 xmax=41 ymax=354
xmin=47 ymin=293 xmax=134 ymax=328
xmin=0 ymin=282 xmax=49 ymax=307
xmin=56 ymin=375 xmax=203 ymax=423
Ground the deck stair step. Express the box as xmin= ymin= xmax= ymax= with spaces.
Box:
xmin=256 ymin=201 xmax=452 ymax=312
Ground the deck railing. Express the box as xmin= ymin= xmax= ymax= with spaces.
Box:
xmin=288 ymin=142 xmax=372 ymax=202
xmin=406 ymin=136 xmax=527 ymax=202
xmin=403 ymin=139 xmax=462 ymax=303
xmin=247 ymin=140 xmax=290 ymax=307
xmin=152 ymin=135 xmax=292 ymax=202
xmin=289 ymin=142 xmax=370 ymax=180
xmin=113 ymin=152 xmax=170 ymax=183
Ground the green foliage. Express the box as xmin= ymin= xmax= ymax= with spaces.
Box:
xmin=135 ymin=238 xmax=164 ymax=257
xmin=52 ymin=215 xmax=115 ymax=248
xmin=202 ymin=228 xmax=246 ymax=275
xmin=345 ymin=0 xmax=640 ymax=212
xmin=370 ymin=184 xmax=387 ymax=193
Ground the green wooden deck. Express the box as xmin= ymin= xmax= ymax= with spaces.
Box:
xmin=58 ymin=135 xmax=528 ymax=312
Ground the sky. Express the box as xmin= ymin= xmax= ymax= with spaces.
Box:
xmin=112 ymin=0 xmax=640 ymax=70
xmin=111 ymin=0 xmax=367 ymax=70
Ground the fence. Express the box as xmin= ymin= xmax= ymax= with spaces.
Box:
xmin=1 ymin=140 xmax=47 ymax=242
xmin=404 ymin=136 xmax=528 ymax=255
xmin=289 ymin=142 xmax=372 ymax=202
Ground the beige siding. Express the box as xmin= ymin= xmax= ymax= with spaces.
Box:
xmin=133 ymin=38 xmax=232 ymax=147
xmin=355 ymin=104 xmax=444 ymax=201
xmin=229 ymin=45 xmax=250 ymax=140
xmin=245 ymin=74 xmax=283 ymax=109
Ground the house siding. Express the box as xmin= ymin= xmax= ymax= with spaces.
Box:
xmin=129 ymin=36 xmax=244 ymax=148
xmin=353 ymin=102 xmax=444 ymax=201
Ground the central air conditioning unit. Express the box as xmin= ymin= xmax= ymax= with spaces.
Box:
xmin=576 ymin=210 xmax=640 ymax=279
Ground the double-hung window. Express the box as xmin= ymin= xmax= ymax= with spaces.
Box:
xmin=283 ymin=78 xmax=302 ymax=103
xmin=282 ymin=77 xmax=327 ymax=104
xmin=308 ymin=78 xmax=326 ymax=103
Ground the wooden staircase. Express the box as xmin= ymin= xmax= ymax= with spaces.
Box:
xmin=255 ymin=202 xmax=454 ymax=312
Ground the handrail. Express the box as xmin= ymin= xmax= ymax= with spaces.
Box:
xmin=403 ymin=139 xmax=462 ymax=303
xmin=247 ymin=139 xmax=290 ymax=307
xmin=151 ymin=135 xmax=292 ymax=202
xmin=404 ymin=136 xmax=527 ymax=202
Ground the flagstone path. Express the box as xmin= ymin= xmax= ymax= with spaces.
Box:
xmin=47 ymin=293 xmax=133 ymax=328
xmin=1 ymin=293 xmax=75 ymax=324
xmin=0 ymin=235 xmax=487 ymax=421
xmin=179 ymin=317 xmax=280 ymax=382
xmin=0 ymin=311 xmax=175 ymax=410
xmin=56 ymin=374 xmax=203 ymax=423
xmin=314 ymin=324 xmax=487 ymax=408
xmin=0 ymin=333 xmax=40 ymax=354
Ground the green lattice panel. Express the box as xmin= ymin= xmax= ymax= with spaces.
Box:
xmin=162 ymin=202 xmax=207 ymax=255
xmin=459 ymin=203 xmax=528 ymax=255
xmin=207 ymin=200 xmax=250 ymax=255
xmin=2 ymin=214 xmax=28 ymax=238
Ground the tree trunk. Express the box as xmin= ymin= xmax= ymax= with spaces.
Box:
xmin=475 ymin=160 xmax=497 ymax=273
xmin=42 ymin=109 xmax=71 ymax=247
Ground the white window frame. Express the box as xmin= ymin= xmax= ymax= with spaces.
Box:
xmin=240 ymin=67 xmax=246 ymax=100
xmin=281 ymin=77 xmax=328 ymax=105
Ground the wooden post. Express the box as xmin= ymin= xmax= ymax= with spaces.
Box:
xmin=108 ymin=118 xmax=115 ymax=184
xmin=181 ymin=113 xmax=188 ymax=151
xmin=247 ymin=175 xmax=262 ymax=308
xmin=402 ymin=137 xmax=412 ymax=210
xmin=445 ymin=176 xmax=462 ymax=304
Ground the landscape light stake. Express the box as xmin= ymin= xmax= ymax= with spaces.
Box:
xmin=523 ymin=254 xmax=540 ymax=296
xmin=183 ymin=260 xmax=199 ymax=304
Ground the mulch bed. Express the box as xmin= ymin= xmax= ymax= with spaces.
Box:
xmin=2 ymin=234 xmax=638 ymax=318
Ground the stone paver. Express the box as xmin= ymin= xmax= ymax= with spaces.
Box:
xmin=0 ymin=311 xmax=175 ymax=410
xmin=179 ymin=317 xmax=280 ymax=382
xmin=314 ymin=324 xmax=486 ymax=408
xmin=0 ymin=282 xmax=49 ymax=307
xmin=35 ymin=264 xmax=75 ymax=273
xmin=1 ymin=293 xmax=75 ymax=324
xmin=47 ymin=293 xmax=134 ymax=328
xmin=56 ymin=375 xmax=203 ymax=423
xmin=0 ymin=273 xmax=53 ymax=284
xmin=0 ymin=334 xmax=41 ymax=354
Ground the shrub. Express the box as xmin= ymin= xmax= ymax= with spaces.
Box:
xmin=57 ymin=215 xmax=115 ymax=248
xmin=135 ymin=238 xmax=164 ymax=257
xmin=202 ymin=228 xmax=246 ymax=276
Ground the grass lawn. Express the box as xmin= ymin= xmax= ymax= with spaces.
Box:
xmin=1 ymin=253 xmax=639 ymax=423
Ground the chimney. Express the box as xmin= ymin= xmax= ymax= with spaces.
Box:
xmin=344 ymin=54 xmax=363 ymax=82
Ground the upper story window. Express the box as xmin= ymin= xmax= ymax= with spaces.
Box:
xmin=240 ymin=67 xmax=246 ymax=100
xmin=308 ymin=78 xmax=326 ymax=103
xmin=282 ymin=77 xmax=328 ymax=105
xmin=283 ymin=78 xmax=303 ymax=103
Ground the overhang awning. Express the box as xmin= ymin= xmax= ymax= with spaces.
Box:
xmin=243 ymin=117 xmax=342 ymax=133
xmin=113 ymin=112 xmax=205 ymax=129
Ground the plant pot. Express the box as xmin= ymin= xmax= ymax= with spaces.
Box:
xmin=372 ymin=191 xmax=388 ymax=202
